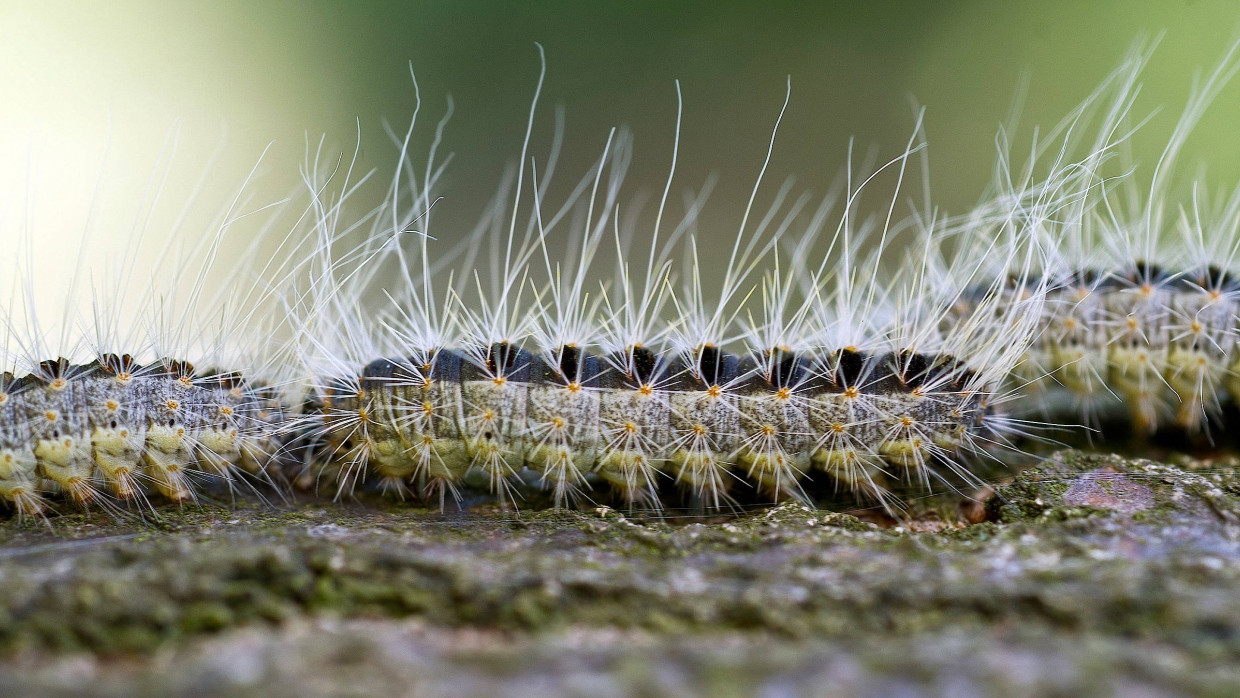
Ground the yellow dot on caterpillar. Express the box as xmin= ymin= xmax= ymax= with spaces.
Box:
xmin=493 ymin=376 xmax=507 ymax=387
xmin=1191 ymin=320 xmax=1203 ymax=334
xmin=421 ymin=376 xmax=433 ymax=388
xmin=259 ymin=411 xmax=270 ymax=419
xmin=178 ymin=376 xmax=193 ymax=387
xmin=1125 ymin=317 xmax=1139 ymax=330
xmin=843 ymin=387 xmax=860 ymax=399
xmin=552 ymin=417 xmax=565 ymax=429
xmin=900 ymin=417 xmax=914 ymax=427
xmin=422 ymin=401 xmax=434 ymax=415
xmin=220 ymin=406 xmax=233 ymax=416
xmin=638 ymin=384 xmax=653 ymax=396
xmin=167 ymin=400 xmax=180 ymax=410
xmin=0 ymin=393 xmax=7 ymax=405
xmin=912 ymin=387 xmax=926 ymax=398
xmin=116 ymin=372 xmax=132 ymax=383
xmin=844 ymin=346 xmax=858 ymax=353
xmin=566 ymin=382 xmax=581 ymax=393
xmin=423 ymin=436 xmax=434 ymax=446
xmin=177 ymin=428 xmax=185 ymax=436
xmin=707 ymin=385 xmax=722 ymax=398
xmin=44 ymin=411 xmax=57 ymax=422
xmin=831 ymin=423 xmax=846 ymax=433
xmin=1209 ymin=289 xmax=1223 ymax=300
xmin=358 ymin=409 xmax=369 ymax=422
xmin=63 ymin=438 xmax=72 ymax=447
xmin=482 ymin=410 xmax=494 ymax=421
xmin=624 ymin=422 xmax=638 ymax=434
xmin=50 ymin=378 xmax=66 ymax=390
xmin=912 ymin=438 xmax=923 ymax=448
xmin=357 ymin=388 xmax=367 ymax=399
xmin=120 ymin=430 xmax=129 ymax=437
xmin=106 ymin=400 xmax=119 ymax=411
xmin=761 ymin=425 xmax=775 ymax=436
xmin=692 ymin=424 xmax=707 ymax=436
xmin=1063 ymin=317 xmax=1078 ymax=330
xmin=775 ymin=387 xmax=791 ymax=400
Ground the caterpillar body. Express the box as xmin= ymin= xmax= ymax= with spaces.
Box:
xmin=5 ymin=42 xmax=1238 ymax=519
xmin=989 ymin=41 xmax=1240 ymax=439
xmin=308 ymin=342 xmax=1000 ymax=512
xmin=0 ymin=141 xmax=303 ymax=518
xmin=0 ymin=356 xmax=287 ymax=515
xmin=289 ymin=61 xmax=1053 ymax=514
xmin=1020 ymin=263 xmax=1240 ymax=435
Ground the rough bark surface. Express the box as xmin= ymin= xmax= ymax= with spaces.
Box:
xmin=2 ymin=449 xmax=1237 ymax=696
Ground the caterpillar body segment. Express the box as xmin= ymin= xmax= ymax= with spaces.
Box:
xmin=594 ymin=347 xmax=673 ymax=509
xmin=662 ymin=347 xmax=742 ymax=509
xmin=20 ymin=359 xmax=97 ymax=506
xmin=0 ymin=373 xmax=43 ymax=516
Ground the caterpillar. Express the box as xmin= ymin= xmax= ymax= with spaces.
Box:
xmin=0 ymin=141 xmax=303 ymax=517
xmin=284 ymin=56 xmax=1084 ymax=515
xmin=984 ymin=41 xmax=1240 ymax=439
xmin=5 ymin=41 xmax=1237 ymax=519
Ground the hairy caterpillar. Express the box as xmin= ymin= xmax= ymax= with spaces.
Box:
xmin=982 ymin=41 xmax=1240 ymax=440
xmin=284 ymin=54 xmax=1095 ymax=515
xmin=5 ymin=41 xmax=1237 ymax=520
xmin=0 ymin=142 xmax=302 ymax=517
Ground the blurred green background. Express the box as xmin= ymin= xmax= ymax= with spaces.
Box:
xmin=2 ymin=0 xmax=1239 ymax=303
